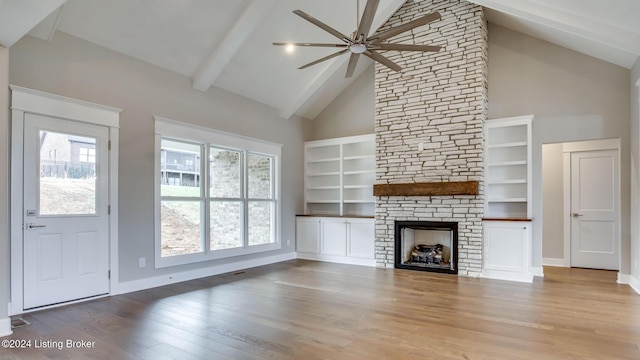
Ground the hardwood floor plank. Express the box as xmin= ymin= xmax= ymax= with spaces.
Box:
xmin=1 ymin=260 xmax=639 ymax=359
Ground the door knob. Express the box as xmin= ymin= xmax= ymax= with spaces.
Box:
xmin=571 ymin=213 xmax=583 ymax=217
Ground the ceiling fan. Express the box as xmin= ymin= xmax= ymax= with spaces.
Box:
xmin=273 ymin=0 xmax=442 ymax=78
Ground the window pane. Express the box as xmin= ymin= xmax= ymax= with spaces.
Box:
xmin=39 ymin=131 xmax=96 ymax=215
xmin=161 ymin=200 xmax=202 ymax=257
xmin=248 ymin=201 xmax=274 ymax=246
xmin=210 ymin=201 xmax=242 ymax=250
xmin=210 ymin=147 xmax=241 ymax=198
xmin=248 ymin=154 xmax=272 ymax=199
xmin=161 ymin=139 xmax=201 ymax=197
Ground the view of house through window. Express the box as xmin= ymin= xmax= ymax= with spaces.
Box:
xmin=39 ymin=130 xmax=97 ymax=215
xmin=158 ymin=136 xmax=278 ymax=263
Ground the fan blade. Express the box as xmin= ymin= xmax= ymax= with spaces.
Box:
xmin=369 ymin=12 xmax=441 ymax=43
xmin=293 ymin=10 xmax=352 ymax=43
xmin=298 ymin=49 xmax=350 ymax=70
xmin=373 ymin=44 xmax=441 ymax=52
xmin=364 ymin=50 xmax=401 ymax=72
xmin=273 ymin=42 xmax=348 ymax=48
xmin=345 ymin=53 xmax=360 ymax=78
xmin=355 ymin=0 xmax=379 ymax=41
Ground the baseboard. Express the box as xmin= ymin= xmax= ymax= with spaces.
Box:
xmin=0 ymin=317 xmax=12 ymax=337
xmin=542 ymin=258 xmax=567 ymax=267
xmin=629 ymin=275 xmax=640 ymax=295
xmin=114 ymin=252 xmax=296 ymax=295
xmin=618 ymin=273 xmax=640 ymax=295
xmin=531 ymin=266 xmax=544 ymax=277
xmin=296 ymin=253 xmax=376 ymax=267
xmin=480 ymin=270 xmax=534 ymax=283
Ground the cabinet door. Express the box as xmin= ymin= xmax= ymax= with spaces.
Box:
xmin=347 ymin=219 xmax=374 ymax=259
xmin=321 ymin=218 xmax=347 ymax=256
xmin=483 ymin=221 xmax=530 ymax=273
xmin=296 ymin=217 xmax=320 ymax=254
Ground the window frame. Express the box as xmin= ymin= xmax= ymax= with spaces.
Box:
xmin=154 ymin=117 xmax=281 ymax=268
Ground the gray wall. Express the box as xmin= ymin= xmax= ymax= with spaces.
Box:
xmin=488 ymin=23 xmax=631 ymax=272
xmin=541 ymin=143 xmax=564 ymax=259
xmin=0 ymin=46 xmax=9 ymax=321
xmin=631 ymin=57 xmax=640 ymax=283
xmin=8 ymin=32 xmax=309 ymax=284
xmin=311 ymin=64 xmax=375 ymax=140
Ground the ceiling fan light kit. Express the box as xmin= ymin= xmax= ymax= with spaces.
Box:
xmin=273 ymin=0 xmax=442 ymax=78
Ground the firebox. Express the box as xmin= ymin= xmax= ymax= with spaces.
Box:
xmin=394 ymin=221 xmax=458 ymax=274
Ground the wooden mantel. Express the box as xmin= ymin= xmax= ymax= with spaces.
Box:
xmin=373 ymin=181 xmax=479 ymax=197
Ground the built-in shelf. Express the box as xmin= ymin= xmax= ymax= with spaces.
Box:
xmin=305 ymin=134 xmax=375 ymax=216
xmin=487 ymin=141 xmax=527 ymax=149
xmin=488 ymin=160 xmax=527 ymax=167
xmin=487 ymin=179 xmax=527 ymax=185
xmin=488 ymin=198 xmax=528 ymax=203
xmin=485 ymin=116 xmax=532 ymax=219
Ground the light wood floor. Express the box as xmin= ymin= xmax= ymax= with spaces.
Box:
xmin=1 ymin=260 xmax=639 ymax=360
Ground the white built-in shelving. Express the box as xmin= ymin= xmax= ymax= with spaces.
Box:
xmin=482 ymin=115 xmax=534 ymax=283
xmin=485 ymin=115 xmax=533 ymax=219
xmin=304 ymin=134 xmax=375 ymax=216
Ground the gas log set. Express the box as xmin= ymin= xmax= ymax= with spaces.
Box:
xmin=405 ymin=244 xmax=449 ymax=267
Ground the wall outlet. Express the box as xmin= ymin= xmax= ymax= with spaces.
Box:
xmin=286 ymin=239 xmax=291 ymax=246
xmin=139 ymin=257 xmax=146 ymax=268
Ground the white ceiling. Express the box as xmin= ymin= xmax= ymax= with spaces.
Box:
xmin=1 ymin=0 xmax=639 ymax=120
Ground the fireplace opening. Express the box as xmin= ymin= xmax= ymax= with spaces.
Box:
xmin=394 ymin=221 xmax=458 ymax=274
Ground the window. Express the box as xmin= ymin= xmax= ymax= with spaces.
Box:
xmin=79 ymin=147 xmax=96 ymax=163
xmin=155 ymin=117 xmax=281 ymax=267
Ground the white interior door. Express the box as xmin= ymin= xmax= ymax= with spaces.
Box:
xmin=23 ymin=113 xmax=110 ymax=309
xmin=570 ymin=150 xmax=619 ymax=270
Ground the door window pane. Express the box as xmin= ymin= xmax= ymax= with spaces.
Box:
xmin=248 ymin=154 xmax=272 ymax=199
xmin=160 ymin=200 xmax=202 ymax=257
xmin=210 ymin=148 xmax=241 ymax=198
xmin=248 ymin=201 xmax=274 ymax=246
xmin=39 ymin=131 xmax=97 ymax=215
xmin=210 ymin=201 xmax=242 ymax=250
xmin=160 ymin=139 xmax=201 ymax=197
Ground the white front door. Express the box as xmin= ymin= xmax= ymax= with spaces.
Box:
xmin=23 ymin=113 xmax=110 ymax=309
xmin=570 ymin=150 xmax=619 ymax=270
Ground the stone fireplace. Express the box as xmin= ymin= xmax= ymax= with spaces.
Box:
xmin=374 ymin=0 xmax=488 ymax=276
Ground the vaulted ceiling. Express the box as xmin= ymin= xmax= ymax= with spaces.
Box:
xmin=0 ymin=0 xmax=639 ymax=120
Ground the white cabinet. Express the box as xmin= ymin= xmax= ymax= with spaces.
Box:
xmin=483 ymin=115 xmax=534 ymax=282
xmin=305 ymin=134 xmax=375 ymax=216
xmin=481 ymin=220 xmax=533 ymax=282
xmin=296 ymin=216 xmax=375 ymax=267
xmin=295 ymin=217 xmax=320 ymax=254
xmin=347 ymin=218 xmax=375 ymax=259
xmin=485 ymin=115 xmax=532 ymax=219
xmin=321 ymin=218 xmax=347 ymax=256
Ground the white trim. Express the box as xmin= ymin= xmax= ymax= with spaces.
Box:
xmin=154 ymin=116 xmax=283 ymax=269
xmin=626 ymin=275 xmax=640 ymax=295
xmin=154 ymin=116 xmax=282 ymax=155
xmin=563 ymin=152 xmax=571 ymax=267
xmin=9 ymin=86 xmax=120 ymax=315
xmin=561 ymin=138 xmax=621 ymax=270
xmin=9 ymin=85 xmax=121 ymax=127
xmin=531 ymin=266 xmax=544 ymax=277
xmin=480 ymin=270 xmax=534 ymax=283
xmin=0 ymin=318 xmax=12 ymax=338
xmin=304 ymin=133 xmax=375 ymax=148
xmin=296 ymin=253 xmax=376 ymax=267
xmin=114 ymin=252 xmax=295 ymax=295
xmin=542 ymin=258 xmax=567 ymax=267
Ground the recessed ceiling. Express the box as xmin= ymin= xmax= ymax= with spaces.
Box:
xmin=0 ymin=0 xmax=638 ymax=119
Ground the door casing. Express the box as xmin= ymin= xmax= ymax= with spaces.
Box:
xmin=10 ymin=85 xmax=121 ymax=315
xmin=562 ymin=138 xmax=621 ymax=271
